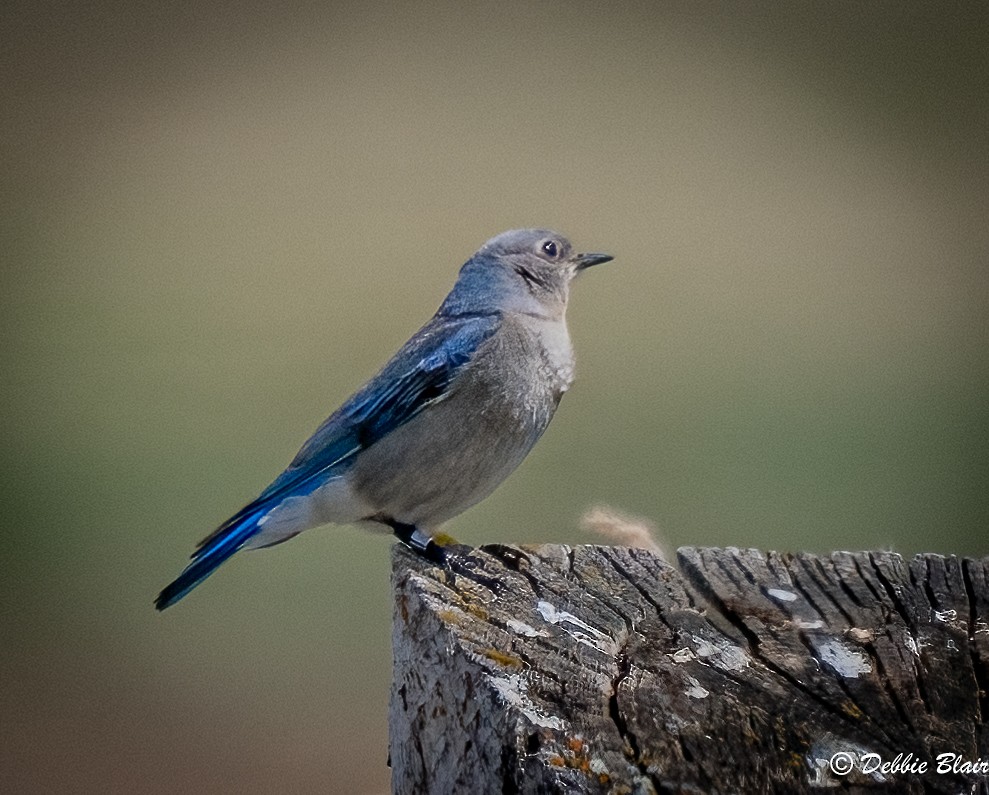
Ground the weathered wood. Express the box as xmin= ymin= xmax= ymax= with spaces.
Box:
xmin=389 ymin=544 xmax=989 ymax=794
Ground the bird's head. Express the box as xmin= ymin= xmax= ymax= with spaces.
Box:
xmin=440 ymin=229 xmax=613 ymax=318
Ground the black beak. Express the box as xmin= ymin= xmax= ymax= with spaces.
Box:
xmin=574 ymin=252 xmax=614 ymax=271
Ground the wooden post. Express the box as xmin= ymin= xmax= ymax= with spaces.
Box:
xmin=389 ymin=543 xmax=988 ymax=794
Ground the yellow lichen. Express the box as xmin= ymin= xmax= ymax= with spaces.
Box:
xmin=566 ymin=737 xmax=585 ymax=754
xmin=481 ymin=648 xmax=523 ymax=669
xmin=436 ymin=609 xmax=463 ymax=626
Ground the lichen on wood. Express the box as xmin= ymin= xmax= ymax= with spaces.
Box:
xmin=389 ymin=543 xmax=989 ymax=794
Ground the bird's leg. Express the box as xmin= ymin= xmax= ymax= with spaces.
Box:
xmin=387 ymin=519 xmax=447 ymax=564
xmin=384 ymin=519 xmax=505 ymax=592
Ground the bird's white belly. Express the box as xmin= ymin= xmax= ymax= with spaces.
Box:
xmin=247 ymin=476 xmax=374 ymax=548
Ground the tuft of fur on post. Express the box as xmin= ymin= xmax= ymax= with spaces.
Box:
xmin=580 ymin=505 xmax=668 ymax=560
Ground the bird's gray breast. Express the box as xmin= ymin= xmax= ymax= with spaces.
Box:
xmin=347 ymin=314 xmax=572 ymax=528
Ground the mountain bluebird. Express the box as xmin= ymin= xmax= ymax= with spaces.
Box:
xmin=156 ymin=228 xmax=612 ymax=609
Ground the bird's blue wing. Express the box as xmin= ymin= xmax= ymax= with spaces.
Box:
xmin=261 ymin=311 xmax=501 ymax=502
xmin=155 ymin=313 xmax=499 ymax=609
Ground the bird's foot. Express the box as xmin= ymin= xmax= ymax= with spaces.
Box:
xmin=389 ymin=521 xmax=447 ymax=565
xmin=388 ymin=521 xmax=507 ymax=594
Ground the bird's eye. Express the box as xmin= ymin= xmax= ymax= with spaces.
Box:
xmin=541 ymin=240 xmax=559 ymax=258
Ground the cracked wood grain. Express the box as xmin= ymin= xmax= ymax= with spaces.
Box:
xmin=389 ymin=545 xmax=989 ymax=794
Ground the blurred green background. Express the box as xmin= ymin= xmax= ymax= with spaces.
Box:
xmin=3 ymin=2 xmax=987 ymax=792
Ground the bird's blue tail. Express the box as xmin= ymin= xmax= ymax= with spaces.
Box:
xmin=155 ymin=508 xmax=265 ymax=610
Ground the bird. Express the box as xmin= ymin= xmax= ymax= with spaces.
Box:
xmin=155 ymin=228 xmax=613 ymax=610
